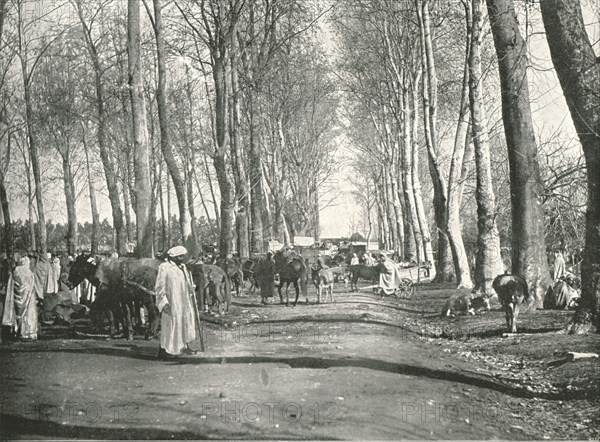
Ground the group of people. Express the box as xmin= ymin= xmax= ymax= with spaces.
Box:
xmin=1 ymin=252 xmax=61 ymax=341
xmin=1 ymin=251 xmax=98 ymax=342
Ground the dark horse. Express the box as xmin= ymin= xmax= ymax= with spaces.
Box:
xmin=349 ymin=265 xmax=379 ymax=292
xmin=67 ymin=254 xmax=160 ymax=340
xmin=273 ymin=248 xmax=308 ymax=306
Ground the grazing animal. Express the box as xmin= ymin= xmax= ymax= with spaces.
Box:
xmin=68 ymin=255 xmax=160 ymax=340
xmin=349 ymin=265 xmax=379 ymax=292
xmin=273 ymin=249 xmax=308 ymax=306
xmin=492 ymin=273 xmax=528 ymax=333
xmin=441 ymin=291 xmax=491 ymax=317
xmin=311 ymin=268 xmax=334 ymax=303
xmin=187 ymin=260 xmax=231 ymax=314
xmin=218 ymin=257 xmax=244 ymax=297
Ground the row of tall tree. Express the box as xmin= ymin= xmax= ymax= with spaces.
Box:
xmin=336 ymin=0 xmax=598 ymax=329
xmin=0 ymin=0 xmax=338 ymax=261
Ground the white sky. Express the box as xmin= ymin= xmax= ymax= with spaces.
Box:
xmin=7 ymin=1 xmax=599 ymax=240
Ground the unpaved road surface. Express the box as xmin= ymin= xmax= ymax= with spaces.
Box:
xmin=1 ymin=283 xmax=599 ymax=439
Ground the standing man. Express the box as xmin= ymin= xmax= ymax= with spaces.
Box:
xmin=155 ymin=246 xmax=197 ymax=359
xmin=52 ymin=254 xmax=61 ymax=290
xmin=34 ymin=252 xmax=58 ymax=303
xmin=3 ymin=257 xmax=37 ymax=340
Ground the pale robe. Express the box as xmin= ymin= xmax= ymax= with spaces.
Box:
xmin=155 ymin=260 xmax=197 ymax=355
xmin=350 ymin=256 xmax=359 ymax=266
xmin=553 ymin=254 xmax=566 ymax=282
xmin=378 ymin=258 xmax=403 ymax=295
xmin=34 ymin=258 xmax=58 ymax=299
xmin=4 ymin=259 xmax=37 ymax=339
xmin=52 ymin=258 xmax=61 ymax=289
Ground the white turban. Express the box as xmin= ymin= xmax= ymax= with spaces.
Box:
xmin=167 ymin=246 xmax=188 ymax=257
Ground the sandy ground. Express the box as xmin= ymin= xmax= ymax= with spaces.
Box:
xmin=1 ymin=281 xmax=599 ymax=440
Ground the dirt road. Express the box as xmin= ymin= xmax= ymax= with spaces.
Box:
xmin=1 ymin=283 xmax=598 ymax=439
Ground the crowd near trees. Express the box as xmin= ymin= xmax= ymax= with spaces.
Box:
xmin=0 ymin=0 xmax=597 ymax=330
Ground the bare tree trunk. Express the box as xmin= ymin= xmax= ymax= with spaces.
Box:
xmin=0 ymin=175 xmax=10 ymax=258
xmin=21 ymin=61 xmax=46 ymax=254
xmin=248 ymin=101 xmax=266 ymax=254
xmin=120 ymin=160 xmax=133 ymax=242
xmin=22 ymin=147 xmax=36 ymax=251
xmin=486 ymin=0 xmax=552 ymax=306
xmin=446 ymin=1 xmax=474 ymax=289
xmin=389 ymin=169 xmax=404 ymax=256
xmin=212 ymin=57 xmax=235 ymax=257
xmin=469 ymin=0 xmax=503 ymax=294
xmin=76 ymin=2 xmax=127 ymax=255
xmin=402 ymin=80 xmax=424 ymax=265
xmin=411 ymin=74 xmax=434 ymax=273
xmin=186 ymin=166 xmax=200 ymax=254
xmin=229 ymin=29 xmax=250 ymax=258
xmin=61 ymin=152 xmax=78 ymax=255
xmin=417 ymin=0 xmax=450 ymax=281
xmin=158 ymin=162 xmax=167 ymax=252
xmin=0 ymin=131 xmax=12 ymax=259
xmin=128 ymin=0 xmax=153 ymax=258
xmin=540 ymin=0 xmax=600 ymax=331
xmin=376 ymin=179 xmax=390 ymax=250
xmin=82 ymin=129 xmax=100 ymax=255
xmin=0 ymin=0 xmax=10 ymax=260
xmin=152 ymin=0 xmax=197 ymax=256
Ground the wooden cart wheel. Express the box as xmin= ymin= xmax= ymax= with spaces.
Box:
xmin=397 ymin=278 xmax=415 ymax=299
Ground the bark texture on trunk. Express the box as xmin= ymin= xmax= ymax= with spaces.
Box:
xmin=82 ymin=131 xmax=100 ymax=255
xmin=128 ymin=0 xmax=153 ymax=258
xmin=540 ymin=0 xmax=600 ymax=331
xmin=76 ymin=3 xmax=126 ymax=255
xmin=153 ymin=0 xmax=197 ymax=256
xmin=21 ymin=57 xmax=47 ymax=254
xmin=486 ymin=0 xmax=552 ymax=307
xmin=62 ymin=153 xmax=78 ymax=255
xmin=417 ymin=0 xmax=450 ymax=281
xmin=212 ymin=56 xmax=235 ymax=257
xmin=469 ymin=0 xmax=504 ymax=294
xmin=446 ymin=1 xmax=474 ymax=289
xmin=229 ymin=29 xmax=250 ymax=258
xmin=402 ymin=84 xmax=423 ymax=264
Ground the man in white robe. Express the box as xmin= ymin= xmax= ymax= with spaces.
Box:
xmin=155 ymin=246 xmax=197 ymax=358
xmin=3 ymin=257 xmax=37 ymax=340
xmin=553 ymin=250 xmax=566 ymax=282
xmin=34 ymin=253 xmax=58 ymax=301
xmin=377 ymin=254 xmax=402 ymax=296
